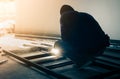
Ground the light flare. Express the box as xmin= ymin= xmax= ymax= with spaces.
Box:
xmin=50 ymin=48 xmax=62 ymax=58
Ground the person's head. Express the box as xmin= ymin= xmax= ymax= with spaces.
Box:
xmin=60 ymin=5 xmax=74 ymax=15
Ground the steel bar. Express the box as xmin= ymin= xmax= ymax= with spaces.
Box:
xmin=90 ymin=69 xmax=120 ymax=79
xmin=3 ymin=49 xmax=71 ymax=79
xmin=0 ymin=59 xmax=8 ymax=64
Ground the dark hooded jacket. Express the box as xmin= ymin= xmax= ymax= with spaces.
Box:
xmin=60 ymin=5 xmax=110 ymax=54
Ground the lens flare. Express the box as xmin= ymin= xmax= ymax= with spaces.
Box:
xmin=50 ymin=48 xmax=61 ymax=58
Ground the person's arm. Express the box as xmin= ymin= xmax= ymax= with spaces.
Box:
xmin=60 ymin=11 xmax=78 ymax=42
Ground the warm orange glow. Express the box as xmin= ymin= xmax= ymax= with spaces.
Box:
xmin=0 ymin=1 xmax=16 ymax=22
xmin=0 ymin=0 xmax=16 ymax=36
xmin=0 ymin=20 xmax=15 ymax=36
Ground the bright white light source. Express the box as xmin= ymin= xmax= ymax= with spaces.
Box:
xmin=50 ymin=48 xmax=61 ymax=58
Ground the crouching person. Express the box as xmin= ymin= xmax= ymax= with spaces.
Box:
xmin=54 ymin=5 xmax=110 ymax=69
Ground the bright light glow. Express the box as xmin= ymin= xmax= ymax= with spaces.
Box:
xmin=50 ymin=48 xmax=61 ymax=58
xmin=0 ymin=34 xmax=32 ymax=50
xmin=0 ymin=20 xmax=15 ymax=36
xmin=0 ymin=1 xmax=16 ymax=22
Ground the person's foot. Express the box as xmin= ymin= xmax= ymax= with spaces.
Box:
xmin=73 ymin=61 xmax=93 ymax=70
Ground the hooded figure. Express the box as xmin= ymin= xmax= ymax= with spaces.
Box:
xmin=54 ymin=5 xmax=110 ymax=67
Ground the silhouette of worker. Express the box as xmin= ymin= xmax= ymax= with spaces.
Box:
xmin=54 ymin=5 xmax=110 ymax=68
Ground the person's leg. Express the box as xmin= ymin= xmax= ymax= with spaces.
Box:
xmin=54 ymin=40 xmax=106 ymax=68
xmin=54 ymin=40 xmax=91 ymax=68
xmin=76 ymin=47 xmax=106 ymax=69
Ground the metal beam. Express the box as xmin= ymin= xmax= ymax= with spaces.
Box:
xmin=3 ymin=49 xmax=71 ymax=79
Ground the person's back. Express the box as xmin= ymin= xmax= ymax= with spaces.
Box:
xmin=61 ymin=9 xmax=107 ymax=50
xmin=55 ymin=5 xmax=110 ymax=67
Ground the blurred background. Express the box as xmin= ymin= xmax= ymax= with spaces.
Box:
xmin=0 ymin=1 xmax=119 ymax=79
xmin=0 ymin=0 xmax=120 ymax=40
